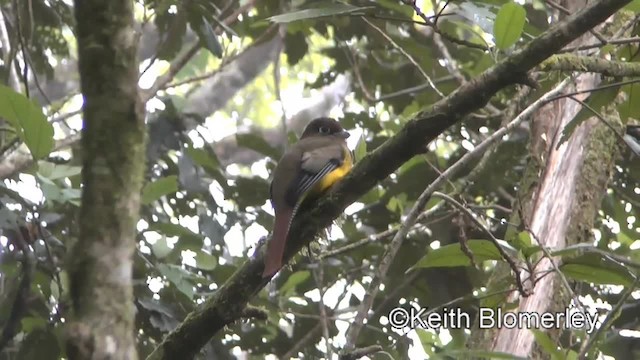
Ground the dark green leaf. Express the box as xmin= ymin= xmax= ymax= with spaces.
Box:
xmin=148 ymin=222 xmax=197 ymax=238
xmin=411 ymin=240 xmax=511 ymax=269
xmin=354 ymin=134 xmax=367 ymax=162
xmin=236 ymin=133 xmax=282 ymax=160
xmin=37 ymin=161 xmax=81 ymax=180
xmin=0 ymin=84 xmax=54 ymax=159
xmin=280 ymin=270 xmax=310 ymax=294
xmin=284 ymin=30 xmax=308 ymax=66
xmin=152 ymin=237 xmax=173 ymax=259
xmin=157 ymin=263 xmax=195 ymax=299
xmin=185 ymin=146 xmax=221 ymax=172
xmin=558 ymin=85 xmax=620 ymax=147
xmin=17 ymin=329 xmax=60 ymax=360
xmin=20 ymin=316 xmax=48 ymax=332
xmin=619 ymin=82 xmax=640 ymax=122
xmin=269 ymin=4 xmax=373 ymax=23
xmin=193 ymin=17 xmax=223 ymax=58
xmin=560 ymin=262 xmax=634 ymax=286
xmin=532 ymin=329 xmax=564 ymax=360
xmin=209 ymin=13 xmax=239 ymax=38
xmin=493 ymin=3 xmax=526 ymax=50
xmin=195 ymin=251 xmax=217 ymax=270
xmin=142 ymin=175 xmax=179 ymax=205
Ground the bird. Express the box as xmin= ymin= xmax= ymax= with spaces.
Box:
xmin=262 ymin=117 xmax=353 ymax=278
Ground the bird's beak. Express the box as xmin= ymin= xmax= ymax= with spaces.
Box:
xmin=337 ymin=131 xmax=350 ymax=139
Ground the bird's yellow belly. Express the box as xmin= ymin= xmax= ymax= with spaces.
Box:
xmin=314 ymin=151 xmax=353 ymax=193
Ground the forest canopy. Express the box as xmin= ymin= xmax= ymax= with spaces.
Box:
xmin=1 ymin=0 xmax=640 ymax=359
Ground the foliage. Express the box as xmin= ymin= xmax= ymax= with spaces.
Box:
xmin=0 ymin=0 xmax=640 ymax=359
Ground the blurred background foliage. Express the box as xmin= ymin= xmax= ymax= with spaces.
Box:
xmin=0 ymin=0 xmax=639 ymax=359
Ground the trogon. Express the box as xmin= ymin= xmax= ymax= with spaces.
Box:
xmin=263 ymin=117 xmax=353 ymax=278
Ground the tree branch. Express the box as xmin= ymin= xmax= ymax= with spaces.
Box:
xmin=146 ymin=0 xmax=632 ymax=358
xmin=539 ymin=54 xmax=640 ymax=77
xmin=0 ymin=225 xmax=35 ymax=352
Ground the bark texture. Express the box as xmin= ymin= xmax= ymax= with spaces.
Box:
xmin=66 ymin=1 xmax=145 ymax=359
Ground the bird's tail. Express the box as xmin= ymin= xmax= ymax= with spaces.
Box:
xmin=262 ymin=207 xmax=294 ymax=278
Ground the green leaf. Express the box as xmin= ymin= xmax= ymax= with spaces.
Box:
xmin=279 ymin=270 xmax=310 ymax=294
xmin=560 ymin=263 xmax=633 ymax=286
xmin=195 ymin=251 xmax=217 ymax=270
xmin=148 ymin=222 xmax=197 ymax=238
xmin=619 ymin=82 xmax=640 ymax=122
xmin=624 ymin=0 xmax=640 ymax=12
xmin=549 ymin=243 xmax=597 ymax=257
xmin=152 ymin=237 xmax=173 ymax=259
xmin=514 ymin=230 xmax=532 ymax=250
xmin=17 ymin=329 xmax=60 ymax=360
xmin=209 ymin=14 xmax=239 ymax=38
xmin=157 ymin=263 xmax=195 ymax=299
xmin=269 ymin=4 xmax=373 ymax=23
xmin=411 ymin=240 xmax=509 ymax=269
xmin=354 ymin=134 xmax=367 ymax=162
xmin=193 ymin=18 xmax=223 ymax=58
xmin=0 ymin=84 xmax=54 ymax=159
xmin=493 ymin=3 xmax=526 ymax=50
xmin=416 ymin=328 xmax=437 ymax=356
xmin=284 ymin=30 xmax=308 ymax=66
xmin=558 ymin=85 xmax=620 ymax=147
xmin=236 ymin=133 xmax=282 ymax=160
xmin=21 ymin=316 xmax=48 ymax=332
xmin=142 ymin=176 xmax=179 ymax=205
xmin=36 ymin=173 xmax=81 ymax=205
xmin=38 ymin=161 xmax=82 ymax=180
xmin=184 ymin=146 xmax=226 ymax=186
xmin=439 ymin=349 xmax=527 ymax=360
xmin=532 ymin=329 xmax=564 ymax=360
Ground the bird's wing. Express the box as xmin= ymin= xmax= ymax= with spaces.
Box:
xmin=288 ymin=141 xmax=345 ymax=201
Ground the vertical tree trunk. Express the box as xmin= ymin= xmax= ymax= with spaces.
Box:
xmin=66 ymin=1 xmax=145 ymax=359
xmin=468 ymin=6 xmax=623 ymax=357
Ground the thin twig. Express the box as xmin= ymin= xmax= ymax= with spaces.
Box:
xmin=312 ymin=265 xmax=332 ymax=359
xmin=142 ymin=0 xmax=257 ymax=102
xmin=525 ymin=229 xmax=586 ymax=314
xmin=0 ymin=224 xmax=35 ymax=351
xmin=546 ymin=0 xmax=608 ymax=45
xmin=273 ymin=27 xmax=288 ymax=140
xmin=281 ymin=272 xmax=355 ymax=359
xmin=0 ymin=8 xmax=20 ymax=90
xmin=11 ymin=0 xmax=50 ymax=103
xmin=577 ymin=276 xmax=640 ymax=359
xmin=320 ymin=202 xmax=444 ymax=260
xmin=402 ymin=0 xmax=489 ymax=51
xmin=361 ymin=16 xmax=444 ymax=98
xmin=566 ymin=95 xmax=626 ymax=144
xmin=433 ymin=191 xmax=526 ymax=293
xmin=546 ymin=78 xmax=640 ymax=102
xmin=339 ymin=345 xmax=383 ymax=360
xmin=561 ymin=36 xmax=640 ymax=52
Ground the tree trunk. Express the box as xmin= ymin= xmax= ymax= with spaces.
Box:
xmin=468 ymin=6 xmax=623 ymax=357
xmin=65 ymin=0 xmax=145 ymax=359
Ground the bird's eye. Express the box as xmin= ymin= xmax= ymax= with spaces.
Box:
xmin=319 ymin=126 xmax=330 ymax=134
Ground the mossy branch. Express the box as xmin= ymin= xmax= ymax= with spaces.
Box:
xmin=540 ymin=54 xmax=640 ymax=77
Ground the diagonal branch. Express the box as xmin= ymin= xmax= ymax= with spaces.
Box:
xmin=146 ymin=0 xmax=632 ymax=358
